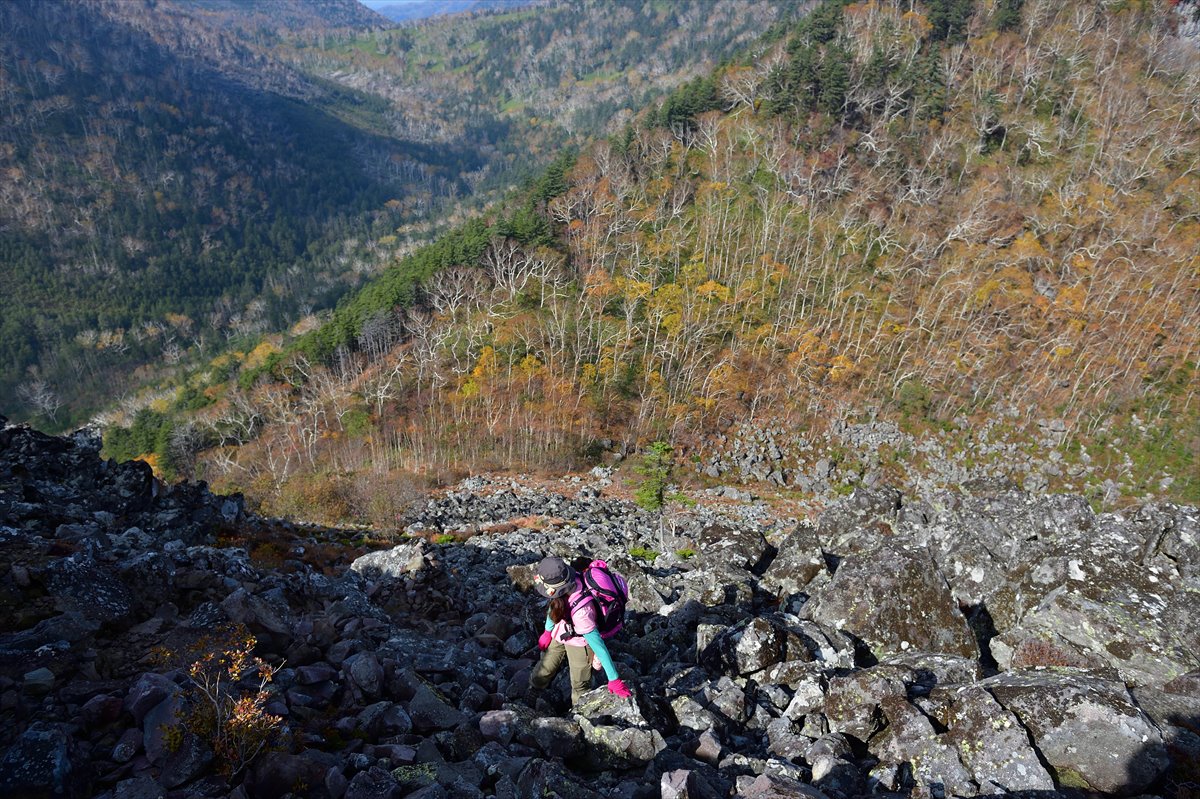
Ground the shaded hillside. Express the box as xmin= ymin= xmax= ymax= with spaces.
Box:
xmin=0 ymin=0 xmax=474 ymax=425
xmin=113 ymin=0 xmax=1200 ymax=514
xmin=0 ymin=0 xmax=799 ymax=429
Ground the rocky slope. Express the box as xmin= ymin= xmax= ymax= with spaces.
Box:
xmin=1 ymin=416 xmax=1198 ymax=798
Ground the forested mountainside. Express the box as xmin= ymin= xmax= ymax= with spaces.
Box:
xmin=274 ymin=0 xmax=799 ymax=193
xmin=103 ymin=0 xmax=1200 ymax=522
xmin=0 ymin=0 xmax=446 ymax=426
xmin=0 ymin=0 xmax=781 ymax=428
xmin=173 ymin=0 xmax=389 ymax=34
xmin=366 ymin=0 xmax=536 ymax=24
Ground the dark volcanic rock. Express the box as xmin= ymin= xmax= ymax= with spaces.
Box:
xmin=982 ymin=671 xmax=1169 ymax=794
xmin=808 ymin=544 xmax=978 ymax=660
xmin=0 ymin=723 xmax=85 ymax=799
xmin=44 ymin=554 xmax=133 ymax=623
xmin=2 ymin=418 xmax=1198 ymax=799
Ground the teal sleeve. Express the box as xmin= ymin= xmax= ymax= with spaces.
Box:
xmin=544 ymin=616 xmax=554 ymax=632
xmin=583 ymin=630 xmax=619 ymax=681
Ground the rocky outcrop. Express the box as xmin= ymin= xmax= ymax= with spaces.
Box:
xmin=0 ymin=416 xmax=1196 ymax=798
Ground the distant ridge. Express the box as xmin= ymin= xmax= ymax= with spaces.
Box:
xmin=363 ymin=0 xmax=536 ymax=23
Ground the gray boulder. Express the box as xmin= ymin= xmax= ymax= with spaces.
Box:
xmin=407 ymin=683 xmax=465 ymax=733
xmin=344 ymin=651 xmax=384 ymax=700
xmin=44 ymin=554 xmax=133 ymax=622
xmin=220 ymin=587 xmax=292 ymax=639
xmin=0 ymin=723 xmax=85 ymax=799
xmin=871 ymin=696 xmax=976 ymax=797
xmin=990 ymin=516 xmax=1200 ymax=687
xmin=822 ymin=667 xmax=907 ymax=743
xmin=808 ymin=544 xmax=978 ymax=660
xmin=940 ymin=684 xmax=1055 ymax=792
xmin=111 ymin=775 xmax=165 ymax=799
xmin=759 ymin=524 xmax=826 ymax=599
xmin=701 ymin=617 xmax=786 ymax=676
xmin=736 ymin=772 xmax=829 ymax=799
xmin=695 ymin=524 xmax=771 ymax=572
xmin=345 ymin=766 xmax=401 ymax=799
xmin=983 ymin=671 xmax=1169 ymax=794
xmin=516 ymin=758 xmax=604 ymax=799
xmin=350 ymin=542 xmax=427 ymax=582
xmin=572 ymin=688 xmax=666 ymax=768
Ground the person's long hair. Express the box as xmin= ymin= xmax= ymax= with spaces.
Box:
xmin=548 ymin=596 xmax=568 ymax=624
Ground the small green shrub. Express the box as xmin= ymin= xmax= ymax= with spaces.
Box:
xmin=633 ymin=441 xmax=673 ymax=511
xmin=629 ymin=546 xmax=659 ymax=562
xmin=675 ymin=548 xmax=696 ymax=559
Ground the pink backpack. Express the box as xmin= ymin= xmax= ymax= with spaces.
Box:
xmin=568 ymin=560 xmax=628 ymax=638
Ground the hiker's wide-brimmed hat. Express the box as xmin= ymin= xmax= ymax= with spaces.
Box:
xmin=534 ymin=556 xmax=576 ymax=598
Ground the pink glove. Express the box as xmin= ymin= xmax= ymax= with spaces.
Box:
xmin=607 ymin=679 xmax=632 ymax=698
xmin=537 ymin=630 xmax=553 ymax=651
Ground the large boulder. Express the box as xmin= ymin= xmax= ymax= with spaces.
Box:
xmin=870 ymin=696 xmax=976 ymax=797
xmin=759 ymin=523 xmax=826 ymax=600
xmin=572 ymin=688 xmax=666 ymax=768
xmin=989 ymin=515 xmax=1200 ymax=687
xmin=350 ymin=542 xmax=427 ymax=582
xmin=694 ymin=524 xmax=771 ymax=573
xmin=939 ymin=684 xmax=1055 ymax=792
xmin=219 ymin=588 xmax=292 ymax=640
xmin=982 ymin=671 xmax=1169 ymax=794
xmin=808 ymin=544 xmax=978 ymax=660
xmin=902 ymin=492 xmax=1096 ymax=629
xmin=815 ymin=487 xmax=902 ymax=553
xmin=1135 ymin=503 xmax=1200 ymax=581
xmin=44 ymin=554 xmax=133 ymax=622
xmin=516 ymin=758 xmax=604 ymax=799
xmin=822 ymin=666 xmax=908 ymax=743
xmin=700 ymin=617 xmax=786 ymax=676
xmin=0 ymin=723 xmax=86 ymax=799
xmin=407 ymin=683 xmax=465 ymax=733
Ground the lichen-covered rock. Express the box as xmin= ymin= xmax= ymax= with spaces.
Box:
xmin=572 ymin=687 xmax=666 ymax=768
xmin=701 ymin=617 xmax=785 ymax=676
xmin=990 ymin=516 xmax=1200 ymax=687
xmin=0 ymin=723 xmax=85 ymax=799
xmin=350 ymin=542 xmax=427 ymax=582
xmin=695 ymin=524 xmax=771 ymax=572
xmin=736 ymin=772 xmax=830 ymax=799
xmin=759 ymin=523 xmax=826 ymax=599
xmin=1136 ymin=502 xmax=1200 ymax=581
xmin=809 ymin=544 xmax=977 ymax=660
xmin=939 ymin=684 xmax=1054 ymax=792
xmin=44 ymin=554 xmax=133 ymax=622
xmin=822 ymin=667 xmax=907 ymax=743
xmin=815 ymin=486 xmax=902 ymax=550
xmin=982 ymin=671 xmax=1169 ymax=794
xmin=871 ymin=696 xmax=977 ymax=797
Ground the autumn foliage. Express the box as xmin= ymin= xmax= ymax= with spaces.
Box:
xmin=117 ymin=0 xmax=1200 ymax=509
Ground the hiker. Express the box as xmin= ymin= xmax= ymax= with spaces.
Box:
xmin=529 ymin=555 xmax=632 ymax=705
